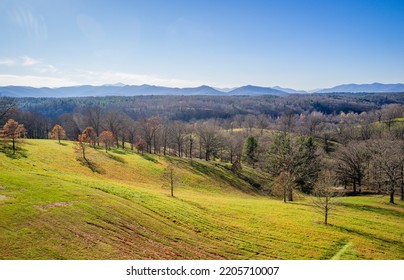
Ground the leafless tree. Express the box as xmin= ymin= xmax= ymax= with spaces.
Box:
xmin=84 ymin=106 xmax=103 ymax=145
xmin=335 ymin=141 xmax=369 ymax=194
xmin=196 ymin=122 xmax=221 ymax=161
xmin=278 ymin=108 xmax=296 ymax=133
xmin=311 ymin=171 xmax=341 ymax=225
xmin=170 ymin=121 xmax=187 ymax=157
xmin=103 ymin=110 xmax=125 ymax=148
xmin=367 ymin=139 xmax=404 ymax=204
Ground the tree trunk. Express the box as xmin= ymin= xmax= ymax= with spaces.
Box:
xmin=390 ymin=189 xmax=395 ymax=204
xmin=353 ymin=179 xmax=357 ymax=194
xmin=12 ymin=137 xmax=16 ymax=154
xmin=170 ymin=169 xmax=174 ymax=197
xmin=288 ymin=189 xmax=293 ymax=201
xmin=189 ymin=139 xmax=193 ymax=160
xmin=401 ymin=165 xmax=404 ymax=201
xmin=283 ymin=188 xmax=286 ymax=203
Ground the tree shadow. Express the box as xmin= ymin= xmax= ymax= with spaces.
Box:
xmin=0 ymin=146 xmax=28 ymax=159
xmin=77 ymin=157 xmax=106 ymax=174
xmin=330 ymin=224 xmax=403 ymax=246
xmin=340 ymin=203 xmax=403 ymax=218
xmin=57 ymin=142 xmax=68 ymax=146
xmin=105 ymin=152 xmax=126 ymax=164
xmin=139 ymin=153 xmax=159 ymax=163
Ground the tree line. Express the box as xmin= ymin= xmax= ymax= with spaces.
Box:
xmin=1 ymin=96 xmax=404 ymax=209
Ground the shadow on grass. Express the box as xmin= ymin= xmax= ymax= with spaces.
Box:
xmin=320 ymin=237 xmax=349 ymax=260
xmin=110 ymin=149 xmax=126 ymax=155
xmin=77 ymin=157 xmax=106 ymax=174
xmin=106 ymin=152 xmax=126 ymax=164
xmin=340 ymin=203 xmax=403 ymax=218
xmin=188 ymin=160 xmax=262 ymax=193
xmin=57 ymin=142 xmax=68 ymax=146
xmin=0 ymin=146 xmax=28 ymax=159
xmin=331 ymin=224 xmax=403 ymax=246
xmin=139 ymin=153 xmax=159 ymax=163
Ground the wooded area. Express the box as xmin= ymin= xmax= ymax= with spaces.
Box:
xmin=1 ymin=93 xmax=404 ymax=209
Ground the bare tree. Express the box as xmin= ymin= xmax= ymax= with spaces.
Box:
xmin=256 ymin=114 xmax=270 ymax=136
xmin=138 ymin=116 xmax=161 ymax=153
xmin=196 ymin=122 xmax=221 ymax=161
xmin=162 ymin=163 xmax=177 ymax=197
xmin=273 ymin=171 xmax=296 ymax=203
xmin=84 ymin=106 xmax=103 ymax=145
xmin=304 ymin=111 xmax=325 ymax=136
xmin=311 ymin=171 xmax=341 ymax=225
xmin=367 ymin=139 xmax=404 ymax=204
xmin=278 ymin=108 xmax=296 ymax=133
xmin=335 ymin=141 xmax=369 ymax=194
xmin=382 ymin=104 xmax=403 ymax=131
xmin=170 ymin=121 xmax=187 ymax=157
xmin=103 ymin=111 xmax=125 ymax=148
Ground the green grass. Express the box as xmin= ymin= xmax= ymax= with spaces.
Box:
xmin=0 ymin=139 xmax=403 ymax=260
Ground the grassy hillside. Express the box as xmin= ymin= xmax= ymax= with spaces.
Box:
xmin=0 ymin=139 xmax=403 ymax=260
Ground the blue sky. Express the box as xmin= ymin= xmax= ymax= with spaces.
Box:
xmin=0 ymin=0 xmax=403 ymax=89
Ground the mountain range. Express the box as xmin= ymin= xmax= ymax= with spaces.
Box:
xmin=0 ymin=83 xmax=403 ymax=98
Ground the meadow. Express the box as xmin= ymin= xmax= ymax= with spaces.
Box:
xmin=0 ymin=139 xmax=403 ymax=259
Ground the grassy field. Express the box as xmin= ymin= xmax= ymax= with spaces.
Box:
xmin=0 ymin=139 xmax=403 ymax=260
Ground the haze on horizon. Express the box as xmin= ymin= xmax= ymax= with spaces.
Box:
xmin=0 ymin=0 xmax=403 ymax=90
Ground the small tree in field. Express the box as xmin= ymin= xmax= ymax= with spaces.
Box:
xmin=311 ymin=171 xmax=341 ymax=225
xmin=51 ymin=124 xmax=66 ymax=143
xmin=162 ymin=163 xmax=177 ymax=197
xmin=2 ymin=119 xmax=26 ymax=154
xmin=99 ymin=130 xmax=114 ymax=152
xmin=76 ymin=134 xmax=88 ymax=160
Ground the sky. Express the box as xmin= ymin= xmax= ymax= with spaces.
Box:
xmin=0 ymin=0 xmax=403 ymax=90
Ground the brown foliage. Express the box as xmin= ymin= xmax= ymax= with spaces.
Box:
xmin=51 ymin=124 xmax=66 ymax=143
xmin=1 ymin=119 xmax=26 ymax=153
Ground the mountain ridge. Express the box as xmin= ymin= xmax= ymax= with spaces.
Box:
xmin=0 ymin=82 xmax=403 ymax=97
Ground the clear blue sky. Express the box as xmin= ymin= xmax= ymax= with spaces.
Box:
xmin=0 ymin=0 xmax=403 ymax=90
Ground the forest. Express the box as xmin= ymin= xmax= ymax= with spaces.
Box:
xmin=1 ymin=92 xmax=404 ymax=206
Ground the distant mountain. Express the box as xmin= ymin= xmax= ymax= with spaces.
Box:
xmin=316 ymin=83 xmax=404 ymax=93
xmin=228 ymin=85 xmax=287 ymax=96
xmin=0 ymin=84 xmax=286 ymax=97
xmin=272 ymin=86 xmax=307 ymax=94
xmin=1 ymin=83 xmax=403 ymax=98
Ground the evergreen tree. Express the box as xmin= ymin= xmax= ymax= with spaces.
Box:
xmin=242 ymin=136 xmax=258 ymax=167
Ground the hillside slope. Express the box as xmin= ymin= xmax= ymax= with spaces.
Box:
xmin=0 ymin=140 xmax=403 ymax=259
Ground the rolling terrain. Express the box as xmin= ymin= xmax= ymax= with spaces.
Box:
xmin=0 ymin=139 xmax=403 ymax=260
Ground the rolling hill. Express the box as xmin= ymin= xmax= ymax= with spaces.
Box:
xmin=0 ymin=139 xmax=403 ymax=259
